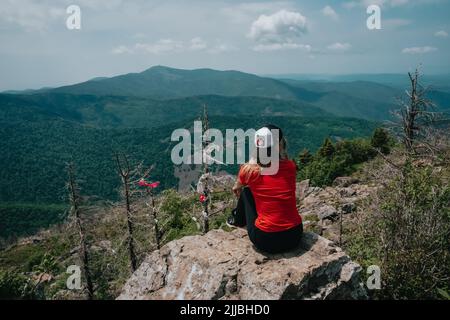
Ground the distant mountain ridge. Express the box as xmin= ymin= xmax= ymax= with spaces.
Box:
xmin=50 ymin=66 xmax=310 ymax=100
xmin=265 ymin=73 xmax=450 ymax=90
xmin=41 ymin=66 xmax=450 ymax=121
xmin=4 ymin=66 xmax=449 ymax=122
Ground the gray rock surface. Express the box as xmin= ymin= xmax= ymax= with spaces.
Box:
xmin=118 ymin=229 xmax=367 ymax=300
xmin=333 ymin=177 xmax=360 ymax=188
xmin=317 ymin=205 xmax=339 ymax=221
xmin=298 ymin=178 xmax=377 ymax=241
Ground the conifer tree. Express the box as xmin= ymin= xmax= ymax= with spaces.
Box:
xmin=371 ymin=128 xmax=390 ymax=154
xmin=318 ymin=137 xmax=335 ymax=158
xmin=298 ymin=148 xmax=313 ymax=165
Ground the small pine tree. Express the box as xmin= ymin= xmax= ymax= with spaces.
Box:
xmin=318 ymin=137 xmax=335 ymax=158
xmin=298 ymin=148 xmax=313 ymax=165
xmin=371 ymin=128 xmax=391 ymax=154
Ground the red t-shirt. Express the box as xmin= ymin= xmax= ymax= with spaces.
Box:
xmin=238 ymin=159 xmax=302 ymax=233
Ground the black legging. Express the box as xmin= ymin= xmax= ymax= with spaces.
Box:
xmin=235 ymin=187 xmax=303 ymax=254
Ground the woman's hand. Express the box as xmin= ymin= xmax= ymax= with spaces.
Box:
xmin=232 ymin=181 xmax=243 ymax=198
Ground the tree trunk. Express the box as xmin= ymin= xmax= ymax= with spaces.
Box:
xmin=201 ymin=104 xmax=210 ymax=234
xmin=124 ymin=176 xmax=137 ymax=272
xmin=67 ymin=164 xmax=94 ymax=300
xmin=403 ymin=71 xmax=419 ymax=152
xmin=115 ymin=153 xmax=138 ymax=273
xmin=149 ymin=190 xmax=161 ymax=250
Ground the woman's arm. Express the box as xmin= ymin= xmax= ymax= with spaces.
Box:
xmin=232 ymin=180 xmax=243 ymax=198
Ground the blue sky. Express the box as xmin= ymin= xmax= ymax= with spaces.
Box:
xmin=0 ymin=0 xmax=449 ymax=91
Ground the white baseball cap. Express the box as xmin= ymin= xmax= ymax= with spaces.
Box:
xmin=254 ymin=127 xmax=274 ymax=149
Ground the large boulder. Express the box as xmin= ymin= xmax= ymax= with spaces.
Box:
xmin=118 ymin=229 xmax=367 ymax=300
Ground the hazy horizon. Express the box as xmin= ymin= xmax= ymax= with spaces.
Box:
xmin=3 ymin=65 xmax=450 ymax=93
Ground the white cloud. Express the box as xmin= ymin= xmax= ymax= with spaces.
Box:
xmin=208 ymin=43 xmax=239 ymax=54
xmin=322 ymin=6 xmax=339 ymax=20
xmin=247 ymin=9 xmax=308 ymax=52
xmin=327 ymin=42 xmax=352 ymax=51
xmin=248 ymin=10 xmax=307 ymax=44
xmin=221 ymin=2 xmax=295 ymax=24
xmin=135 ymin=39 xmax=184 ymax=55
xmin=112 ymin=38 xmax=238 ymax=55
xmin=253 ymin=43 xmax=311 ymax=52
xmin=112 ymin=45 xmax=134 ymax=55
xmin=189 ymin=37 xmax=208 ymax=51
xmin=401 ymin=46 xmax=437 ymax=54
xmin=435 ymin=30 xmax=448 ymax=38
xmin=112 ymin=39 xmax=184 ymax=55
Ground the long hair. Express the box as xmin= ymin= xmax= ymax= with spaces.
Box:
xmin=240 ymin=125 xmax=288 ymax=183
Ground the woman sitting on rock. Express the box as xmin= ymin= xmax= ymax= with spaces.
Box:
xmin=227 ymin=124 xmax=303 ymax=254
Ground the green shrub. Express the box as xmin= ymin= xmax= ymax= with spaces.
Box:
xmin=32 ymin=253 xmax=60 ymax=275
xmin=160 ymin=190 xmax=186 ymax=230
xmin=317 ymin=137 xmax=335 ymax=158
xmin=371 ymin=127 xmax=391 ymax=155
xmin=297 ymin=129 xmax=385 ymax=186
xmin=298 ymin=149 xmax=313 ymax=165
xmin=347 ymin=161 xmax=450 ymax=299
xmin=0 ymin=270 xmax=36 ymax=300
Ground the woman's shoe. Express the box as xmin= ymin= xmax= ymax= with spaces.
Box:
xmin=226 ymin=215 xmax=238 ymax=228
xmin=226 ymin=209 xmax=246 ymax=228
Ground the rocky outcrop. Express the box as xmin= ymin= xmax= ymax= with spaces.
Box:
xmin=118 ymin=229 xmax=367 ymax=300
xmin=298 ymin=179 xmax=375 ymax=218
xmin=333 ymin=177 xmax=360 ymax=188
xmin=297 ymin=178 xmax=377 ymax=243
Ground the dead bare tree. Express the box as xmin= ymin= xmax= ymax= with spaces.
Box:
xmin=114 ymin=152 xmax=137 ymax=272
xmin=147 ymin=187 xmax=162 ymax=249
xmin=190 ymin=104 xmax=238 ymax=233
xmin=137 ymin=164 xmax=164 ymax=251
xmin=66 ymin=163 xmax=94 ymax=300
xmin=394 ymin=67 xmax=435 ymax=153
xmin=200 ymin=104 xmax=211 ymax=234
